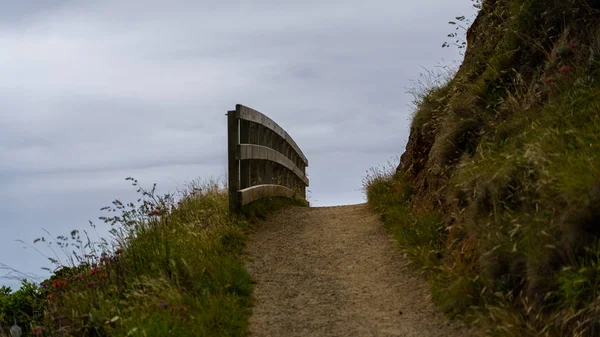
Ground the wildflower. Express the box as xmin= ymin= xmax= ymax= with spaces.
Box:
xmin=87 ymin=281 xmax=97 ymax=288
xmin=559 ymin=65 xmax=572 ymax=73
xmin=169 ymin=305 xmax=187 ymax=322
xmin=47 ymin=294 xmax=56 ymax=301
xmin=51 ymin=279 xmax=66 ymax=289
xmin=543 ymin=77 xmax=554 ymax=84
xmin=158 ymin=301 xmax=169 ymax=310
xmin=90 ymin=268 xmax=100 ymax=277
xmin=114 ymin=248 xmax=124 ymax=255
xmin=568 ymin=41 xmax=577 ymax=50
xmin=32 ymin=326 xmax=44 ymax=336
xmin=171 ymin=305 xmax=186 ymax=313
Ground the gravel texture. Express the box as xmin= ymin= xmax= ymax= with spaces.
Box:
xmin=245 ymin=203 xmax=474 ymax=337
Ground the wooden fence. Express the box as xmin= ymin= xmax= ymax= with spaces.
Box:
xmin=227 ymin=104 xmax=309 ymax=214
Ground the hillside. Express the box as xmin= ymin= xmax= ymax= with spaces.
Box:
xmin=366 ymin=0 xmax=600 ymax=336
xmin=0 ymin=180 xmax=255 ymax=337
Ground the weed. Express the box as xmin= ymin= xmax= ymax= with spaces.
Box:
xmin=1 ymin=178 xmax=255 ymax=336
xmin=366 ymin=1 xmax=600 ymax=335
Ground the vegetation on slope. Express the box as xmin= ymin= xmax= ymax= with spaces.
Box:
xmin=366 ymin=0 xmax=600 ymax=336
xmin=1 ymin=178 xmax=254 ymax=336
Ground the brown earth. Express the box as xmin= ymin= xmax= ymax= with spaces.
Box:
xmin=245 ymin=204 xmax=475 ymax=337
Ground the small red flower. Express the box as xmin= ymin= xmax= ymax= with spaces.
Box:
xmin=559 ymin=65 xmax=572 ymax=73
xmin=543 ymin=77 xmax=554 ymax=84
xmin=568 ymin=42 xmax=577 ymax=50
xmin=51 ymin=279 xmax=67 ymax=289
xmin=32 ymin=325 xmax=44 ymax=336
xmin=87 ymin=281 xmax=97 ymax=288
xmin=171 ymin=305 xmax=186 ymax=313
xmin=158 ymin=301 xmax=169 ymax=310
xmin=90 ymin=268 xmax=100 ymax=277
xmin=114 ymin=248 xmax=124 ymax=255
xmin=47 ymin=294 xmax=56 ymax=301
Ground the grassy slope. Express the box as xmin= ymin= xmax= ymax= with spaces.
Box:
xmin=365 ymin=1 xmax=600 ymax=336
xmin=1 ymin=179 xmax=303 ymax=337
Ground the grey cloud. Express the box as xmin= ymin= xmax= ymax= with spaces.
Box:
xmin=0 ymin=0 xmax=75 ymax=27
xmin=0 ymin=0 xmax=479 ymax=287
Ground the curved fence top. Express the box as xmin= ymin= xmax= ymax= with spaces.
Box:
xmin=234 ymin=104 xmax=308 ymax=166
xmin=227 ymin=104 xmax=309 ymax=214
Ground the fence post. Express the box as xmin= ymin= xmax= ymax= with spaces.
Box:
xmin=240 ymin=120 xmax=250 ymax=190
xmin=227 ymin=110 xmax=240 ymax=215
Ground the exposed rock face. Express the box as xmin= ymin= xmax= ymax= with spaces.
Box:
xmin=396 ymin=2 xmax=497 ymax=213
xmin=397 ymin=0 xmax=600 ymax=213
xmin=392 ymin=1 xmax=600 ymax=333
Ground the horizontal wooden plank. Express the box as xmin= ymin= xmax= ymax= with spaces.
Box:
xmin=236 ymin=144 xmax=309 ymax=186
xmin=235 ymin=104 xmax=308 ymax=166
xmin=238 ymin=184 xmax=308 ymax=206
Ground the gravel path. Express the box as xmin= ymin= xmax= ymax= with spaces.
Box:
xmin=245 ymin=203 xmax=474 ymax=337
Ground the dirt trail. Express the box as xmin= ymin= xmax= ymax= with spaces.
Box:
xmin=245 ymin=204 xmax=474 ymax=337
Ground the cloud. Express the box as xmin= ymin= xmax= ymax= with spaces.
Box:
xmin=0 ymin=0 xmax=478 ymax=287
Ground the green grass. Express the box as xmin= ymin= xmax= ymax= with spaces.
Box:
xmin=364 ymin=166 xmax=445 ymax=270
xmin=364 ymin=1 xmax=600 ymax=336
xmin=1 ymin=177 xmax=299 ymax=336
xmin=363 ymin=166 xmax=483 ymax=317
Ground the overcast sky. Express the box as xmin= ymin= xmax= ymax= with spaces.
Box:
xmin=0 ymin=0 xmax=477 ymax=289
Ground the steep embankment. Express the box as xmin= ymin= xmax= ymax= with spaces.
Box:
xmin=246 ymin=204 xmax=472 ymax=337
xmin=369 ymin=0 xmax=600 ymax=336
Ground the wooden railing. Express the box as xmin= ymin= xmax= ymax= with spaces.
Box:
xmin=227 ymin=104 xmax=309 ymax=214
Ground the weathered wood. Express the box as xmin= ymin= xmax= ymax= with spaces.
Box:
xmin=300 ymin=163 xmax=307 ymax=197
xmin=285 ymin=145 xmax=292 ymax=189
xmin=237 ymin=144 xmax=309 ymax=186
xmin=273 ymin=138 xmax=283 ymax=185
xmin=238 ymin=184 xmax=308 ymax=206
xmin=227 ymin=110 xmax=240 ymax=214
xmin=235 ymin=104 xmax=308 ymax=166
xmin=249 ymin=122 xmax=259 ymax=186
xmin=264 ymin=128 xmax=273 ymax=185
xmin=228 ymin=104 xmax=309 ymax=213
xmin=257 ymin=125 xmax=266 ymax=184
xmin=240 ymin=120 xmax=250 ymax=190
